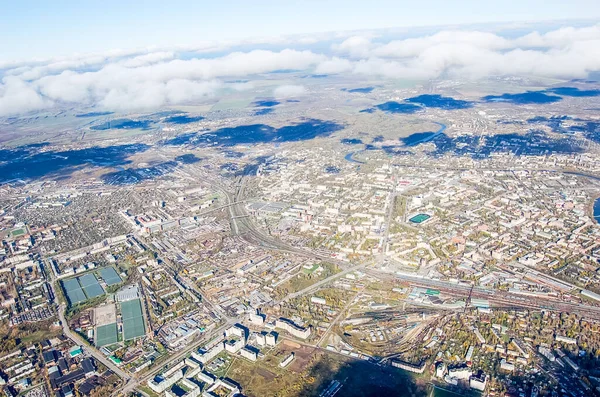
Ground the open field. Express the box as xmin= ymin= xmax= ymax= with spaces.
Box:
xmin=227 ymin=342 xmax=429 ymax=397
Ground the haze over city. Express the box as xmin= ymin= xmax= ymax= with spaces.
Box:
xmin=1 ymin=2 xmax=600 ymax=397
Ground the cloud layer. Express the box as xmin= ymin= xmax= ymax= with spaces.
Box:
xmin=1 ymin=24 xmax=599 ymax=116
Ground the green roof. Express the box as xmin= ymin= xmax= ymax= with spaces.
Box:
xmin=109 ymin=356 xmax=122 ymax=364
xmin=69 ymin=346 xmax=83 ymax=356
xmin=409 ymin=214 xmax=431 ymax=224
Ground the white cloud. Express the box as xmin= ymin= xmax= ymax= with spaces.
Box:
xmin=121 ymin=51 xmax=175 ymax=68
xmin=315 ymin=57 xmax=354 ymax=74
xmin=0 ymin=76 xmax=52 ymax=116
xmin=329 ymin=24 xmax=600 ymax=80
xmin=332 ymin=36 xmax=374 ymax=58
xmin=0 ymin=49 xmax=324 ymax=116
xmin=514 ymin=24 xmax=600 ymax=48
xmin=373 ymin=30 xmax=512 ymax=58
xmin=229 ymin=81 xmax=255 ymax=91
xmin=98 ymin=79 xmax=222 ymax=111
xmin=273 ymin=85 xmax=307 ymax=98
xmin=1 ymin=24 xmax=600 ymax=116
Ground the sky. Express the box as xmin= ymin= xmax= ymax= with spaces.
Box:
xmin=1 ymin=0 xmax=600 ymax=61
xmin=1 ymin=1 xmax=599 ymax=117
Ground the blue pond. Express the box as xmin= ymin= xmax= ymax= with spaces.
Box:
xmin=76 ymin=111 xmax=114 ymax=118
xmin=175 ymin=154 xmax=201 ymax=164
xmin=164 ymin=119 xmax=344 ymax=147
xmin=401 ymin=122 xmax=447 ymax=146
xmin=341 ymin=138 xmax=363 ymax=145
xmin=527 ymin=115 xmax=600 ymax=138
xmin=324 ymin=165 xmax=341 ymax=174
xmin=253 ymin=100 xmax=280 ymax=107
xmin=222 ymin=150 xmax=245 ymax=158
xmin=164 ymin=115 xmax=205 ymax=124
xmin=90 ymin=119 xmax=153 ymax=130
xmin=345 ymin=87 xmax=374 ymax=94
xmin=150 ymin=110 xmax=184 ymax=117
xmin=406 ymin=94 xmax=472 ymax=109
xmin=344 ymin=152 xmax=365 ymax=164
xmin=374 ymin=102 xmax=421 ymax=114
xmin=359 ymin=108 xmax=376 ymax=113
xmin=546 ymin=87 xmax=600 ymax=97
xmin=0 ymin=143 xmax=150 ymax=183
xmin=254 ymin=108 xmax=275 ymax=116
xmin=482 ymin=91 xmax=562 ymax=104
xmin=594 ymin=198 xmax=600 ymax=224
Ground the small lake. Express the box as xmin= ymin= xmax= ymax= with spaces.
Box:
xmin=594 ymin=197 xmax=600 ymax=224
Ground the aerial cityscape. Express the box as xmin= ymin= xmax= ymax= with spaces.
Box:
xmin=1 ymin=2 xmax=600 ymax=397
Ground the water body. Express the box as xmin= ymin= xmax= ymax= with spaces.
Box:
xmin=401 ymin=122 xmax=447 ymax=146
xmin=270 ymin=69 xmax=301 ymax=74
xmin=374 ymin=102 xmax=421 ymax=114
xmin=430 ymin=131 xmax=581 ymax=158
xmin=324 ymin=165 xmax=341 ymax=174
xmin=254 ymin=108 xmax=275 ymax=116
xmin=345 ymin=87 xmax=374 ymax=94
xmin=164 ymin=115 xmax=205 ymax=124
xmin=564 ymin=171 xmax=600 ymax=182
xmin=150 ymin=110 xmax=185 ymax=117
xmin=571 ymin=79 xmax=598 ymax=84
xmin=90 ymin=119 xmax=153 ymax=130
xmin=175 ymin=154 xmax=201 ymax=164
xmin=546 ymin=87 xmax=600 ymax=97
xmin=0 ymin=143 xmax=150 ymax=183
xmin=75 ymin=111 xmax=114 ymax=118
xmin=344 ymin=152 xmax=366 ymax=164
xmin=221 ymin=150 xmax=245 ymax=158
xmin=406 ymin=94 xmax=472 ymax=109
xmin=341 ymin=138 xmax=363 ymax=145
xmin=164 ymin=119 xmax=344 ymax=147
xmin=593 ymin=198 xmax=600 ymax=224
xmin=359 ymin=108 xmax=376 ymax=113
xmin=253 ymin=100 xmax=280 ymax=107
xmin=528 ymin=115 xmax=600 ymax=138
xmin=482 ymin=91 xmax=562 ymax=104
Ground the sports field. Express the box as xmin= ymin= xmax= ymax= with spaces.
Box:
xmin=79 ymin=273 xmax=104 ymax=298
xmin=62 ymin=278 xmax=86 ymax=305
xmin=96 ymin=322 xmax=118 ymax=347
xmin=121 ymin=299 xmax=146 ymax=341
xmin=99 ymin=267 xmax=122 ymax=286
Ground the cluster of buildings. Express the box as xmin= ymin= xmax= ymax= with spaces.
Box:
xmin=149 ymin=342 xmax=243 ymax=397
xmin=0 ymin=336 xmax=110 ymax=397
xmin=0 ymin=258 xmax=54 ymax=325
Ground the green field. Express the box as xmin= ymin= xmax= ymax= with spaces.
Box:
xmin=96 ymin=323 xmax=118 ymax=347
xmin=121 ymin=299 xmax=145 ymax=340
xmin=10 ymin=228 xmax=27 ymax=237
